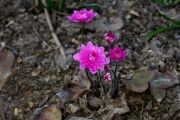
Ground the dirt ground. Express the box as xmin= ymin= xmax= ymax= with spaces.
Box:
xmin=0 ymin=0 xmax=180 ymax=120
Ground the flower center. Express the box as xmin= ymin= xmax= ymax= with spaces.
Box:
xmin=115 ymin=52 xmax=120 ymax=58
xmin=89 ymin=52 xmax=96 ymax=62
xmin=79 ymin=13 xmax=87 ymax=19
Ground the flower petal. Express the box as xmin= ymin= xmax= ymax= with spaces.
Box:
xmin=73 ymin=53 xmax=80 ymax=61
xmin=67 ymin=9 xmax=97 ymax=23
xmin=80 ymin=64 xmax=85 ymax=70
xmin=87 ymin=41 xmax=94 ymax=47
xmin=89 ymin=68 xmax=97 ymax=74
xmin=105 ymin=58 xmax=110 ymax=64
xmin=80 ymin=44 xmax=85 ymax=49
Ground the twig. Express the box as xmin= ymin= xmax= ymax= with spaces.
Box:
xmin=16 ymin=73 xmax=51 ymax=85
xmin=43 ymin=0 xmax=66 ymax=62
xmin=53 ymin=10 xmax=69 ymax=16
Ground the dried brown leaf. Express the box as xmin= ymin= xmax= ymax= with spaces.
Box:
xmin=70 ymin=71 xmax=91 ymax=89
xmin=0 ymin=48 xmax=15 ymax=90
xmin=99 ymin=93 xmax=129 ymax=120
xmin=56 ymin=71 xmax=90 ymax=102
xmin=125 ymin=69 xmax=155 ymax=92
xmin=39 ymin=105 xmax=62 ymax=120
xmin=149 ymin=74 xmax=179 ymax=102
xmin=56 ymin=87 xmax=86 ymax=102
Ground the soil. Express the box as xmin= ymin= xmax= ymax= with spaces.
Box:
xmin=0 ymin=0 xmax=180 ymax=120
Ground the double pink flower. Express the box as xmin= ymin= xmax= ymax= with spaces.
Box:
xmin=73 ymin=41 xmax=110 ymax=74
xmin=104 ymin=31 xmax=117 ymax=44
xmin=67 ymin=9 xmax=97 ymax=23
xmin=110 ymin=47 xmax=126 ymax=61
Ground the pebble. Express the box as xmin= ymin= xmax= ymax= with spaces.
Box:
xmin=68 ymin=104 xmax=80 ymax=114
xmin=88 ymin=96 xmax=102 ymax=110
xmin=129 ymin=10 xmax=139 ymax=17
xmin=14 ymin=108 xmax=21 ymax=116
xmin=158 ymin=61 xmax=166 ymax=72
xmin=31 ymin=67 xmax=41 ymax=77
xmin=174 ymin=51 xmax=180 ymax=61
xmin=149 ymin=63 xmax=158 ymax=70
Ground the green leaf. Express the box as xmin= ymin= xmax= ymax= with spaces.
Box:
xmin=156 ymin=10 xmax=177 ymax=22
xmin=58 ymin=0 xmax=67 ymax=11
xmin=46 ymin=0 xmax=54 ymax=11
xmin=78 ymin=3 xmax=102 ymax=11
xmin=40 ymin=0 xmax=66 ymax=12
xmin=152 ymin=0 xmax=180 ymax=6
xmin=145 ymin=22 xmax=180 ymax=40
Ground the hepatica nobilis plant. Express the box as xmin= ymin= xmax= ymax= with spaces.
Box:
xmin=67 ymin=9 xmax=97 ymax=39
xmin=68 ymin=9 xmax=127 ymax=98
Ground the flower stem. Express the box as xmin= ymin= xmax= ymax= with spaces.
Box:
xmin=81 ymin=23 xmax=85 ymax=41
xmin=85 ymin=69 xmax=94 ymax=86
xmin=97 ymin=71 xmax=105 ymax=97
xmin=111 ymin=76 xmax=118 ymax=98
xmin=111 ymin=63 xmax=119 ymax=99
xmin=115 ymin=62 xmax=118 ymax=74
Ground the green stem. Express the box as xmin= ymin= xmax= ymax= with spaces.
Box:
xmin=111 ymin=70 xmax=119 ymax=99
xmin=85 ymin=69 xmax=94 ymax=87
xmin=115 ymin=62 xmax=118 ymax=74
xmin=97 ymin=71 xmax=105 ymax=97
xmin=81 ymin=23 xmax=85 ymax=41
xmin=111 ymin=62 xmax=119 ymax=99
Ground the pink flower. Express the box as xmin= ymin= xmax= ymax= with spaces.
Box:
xmin=67 ymin=9 xmax=97 ymax=23
xmin=104 ymin=31 xmax=117 ymax=44
xmin=110 ymin=47 xmax=126 ymax=61
xmin=105 ymin=65 xmax=112 ymax=71
xmin=104 ymin=72 xmax=112 ymax=81
xmin=73 ymin=41 xmax=110 ymax=74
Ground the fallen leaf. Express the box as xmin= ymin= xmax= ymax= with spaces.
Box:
xmin=56 ymin=71 xmax=90 ymax=102
xmin=67 ymin=104 xmax=80 ymax=114
xmin=56 ymin=87 xmax=86 ymax=102
xmin=125 ymin=69 xmax=155 ymax=92
xmin=129 ymin=9 xmax=139 ymax=16
xmin=70 ymin=71 xmax=91 ymax=89
xmin=109 ymin=16 xmax=124 ymax=31
xmin=31 ymin=67 xmax=42 ymax=77
xmin=0 ymin=111 xmax=5 ymax=120
xmin=68 ymin=117 xmax=92 ymax=120
xmin=14 ymin=108 xmax=21 ymax=116
xmin=149 ymin=74 xmax=179 ymax=102
xmin=39 ymin=105 xmax=62 ymax=120
xmin=88 ymin=96 xmax=102 ymax=110
xmin=150 ymin=86 xmax=166 ymax=102
xmin=0 ymin=48 xmax=15 ymax=90
xmin=99 ymin=93 xmax=129 ymax=120
xmin=54 ymin=47 xmax=75 ymax=70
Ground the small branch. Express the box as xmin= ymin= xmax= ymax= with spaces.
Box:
xmin=16 ymin=73 xmax=51 ymax=86
xmin=53 ymin=10 xmax=69 ymax=16
xmin=43 ymin=0 xmax=66 ymax=62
